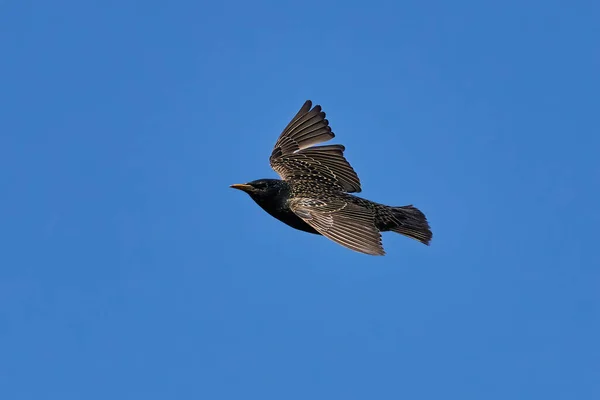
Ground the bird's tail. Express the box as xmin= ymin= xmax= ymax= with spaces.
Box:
xmin=382 ymin=205 xmax=432 ymax=245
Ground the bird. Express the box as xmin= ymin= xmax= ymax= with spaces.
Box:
xmin=230 ymin=100 xmax=432 ymax=256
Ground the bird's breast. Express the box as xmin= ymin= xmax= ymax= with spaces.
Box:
xmin=257 ymin=199 xmax=320 ymax=235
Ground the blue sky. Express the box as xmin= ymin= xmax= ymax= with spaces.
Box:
xmin=1 ymin=0 xmax=599 ymax=399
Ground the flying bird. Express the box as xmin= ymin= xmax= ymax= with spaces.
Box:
xmin=230 ymin=100 xmax=432 ymax=256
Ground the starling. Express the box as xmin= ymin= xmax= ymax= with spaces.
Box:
xmin=231 ymin=100 xmax=432 ymax=256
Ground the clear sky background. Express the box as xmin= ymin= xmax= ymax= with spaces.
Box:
xmin=1 ymin=1 xmax=599 ymax=399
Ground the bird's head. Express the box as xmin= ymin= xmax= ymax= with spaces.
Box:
xmin=229 ymin=179 xmax=285 ymax=201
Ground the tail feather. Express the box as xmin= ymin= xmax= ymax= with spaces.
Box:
xmin=376 ymin=205 xmax=432 ymax=245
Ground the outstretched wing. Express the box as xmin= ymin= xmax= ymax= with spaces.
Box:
xmin=269 ymin=100 xmax=362 ymax=193
xmin=289 ymin=197 xmax=384 ymax=256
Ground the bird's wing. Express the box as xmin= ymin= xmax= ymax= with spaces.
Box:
xmin=289 ymin=197 xmax=384 ymax=256
xmin=269 ymin=100 xmax=362 ymax=193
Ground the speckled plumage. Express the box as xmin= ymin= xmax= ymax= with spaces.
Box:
xmin=231 ymin=100 xmax=432 ymax=256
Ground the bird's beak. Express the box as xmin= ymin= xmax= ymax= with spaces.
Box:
xmin=230 ymin=183 xmax=254 ymax=193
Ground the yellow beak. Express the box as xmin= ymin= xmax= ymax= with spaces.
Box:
xmin=230 ymin=183 xmax=254 ymax=192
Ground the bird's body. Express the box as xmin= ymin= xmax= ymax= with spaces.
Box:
xmin=231 ymin=101 xmax=432 ymax=255
xmin=241 ymin=179 xmax=319 ymax=234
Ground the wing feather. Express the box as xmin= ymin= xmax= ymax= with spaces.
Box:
xmin=289 ymin=198 xmax=384 ymax=256
xmin=270 ymin=101 xmax=362 ymax=193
